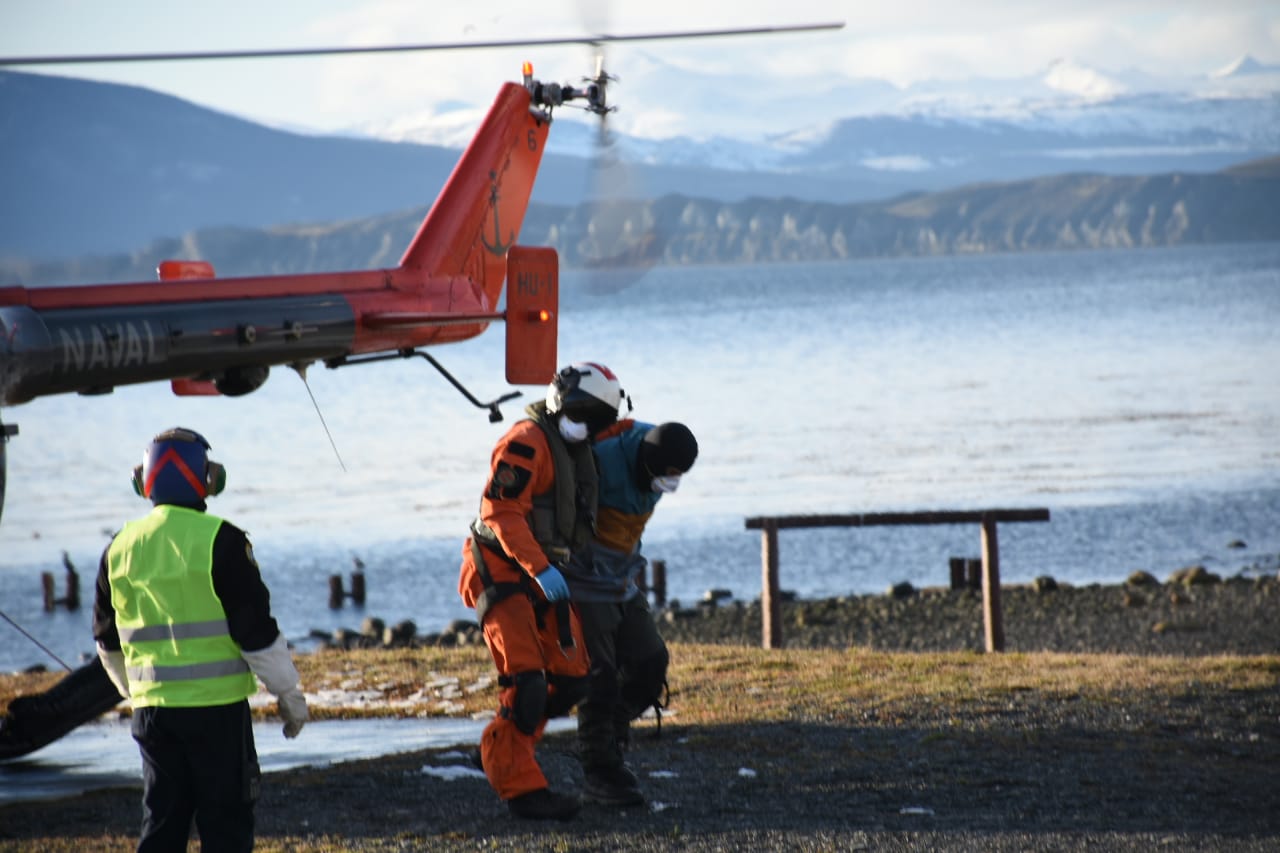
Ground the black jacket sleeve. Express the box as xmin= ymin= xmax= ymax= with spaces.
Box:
xmin=91 ymin=540 xmax=121 ymax=650
xmin=210 ymin=521 xmax=281 ymax=653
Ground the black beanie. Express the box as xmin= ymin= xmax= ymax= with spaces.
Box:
xmin=641 ymin=422 xmax=698 ymax=475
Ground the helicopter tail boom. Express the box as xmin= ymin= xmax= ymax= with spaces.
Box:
xmin=0 ymin=76 xmax=561 ymax=405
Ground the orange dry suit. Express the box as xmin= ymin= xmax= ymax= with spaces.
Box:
xmin=457 ymin=401 xmax=594 ymax=800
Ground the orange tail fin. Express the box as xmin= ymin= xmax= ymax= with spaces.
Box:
xmin=399 ymin=82 xmax=550 ymax=314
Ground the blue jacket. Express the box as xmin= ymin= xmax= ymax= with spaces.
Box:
xmin=564 ymin=421 xmax=661 ymax=602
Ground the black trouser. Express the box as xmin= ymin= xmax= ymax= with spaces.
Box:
xmin=574 ymin=595 xmax=669 ymax=769
xmin=131 ymin=700 xmax=259 ymax=853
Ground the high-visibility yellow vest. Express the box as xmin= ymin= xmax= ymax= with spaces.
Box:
xmin=107 ymin=505 xmax=257 ymax=708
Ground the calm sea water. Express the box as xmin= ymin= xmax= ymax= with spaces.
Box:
xmin=2 ymin=244 xmax=1278 ymax=671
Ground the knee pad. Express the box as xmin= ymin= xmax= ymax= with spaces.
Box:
xmin=619 ymin=646 xmax=669 ymax=719
xmin=507 ymin=670 xmax=547 ymax=735
xmin=544 ymin=673 xmax=588 ymax=719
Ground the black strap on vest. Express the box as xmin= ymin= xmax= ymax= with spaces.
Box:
xmin=554 ymin=600 xmax=574 ymax=652
xmin=470 ymin=536 xmax=527 ymax=623
xmin=469 ymin=536 xmax=575 ymax=654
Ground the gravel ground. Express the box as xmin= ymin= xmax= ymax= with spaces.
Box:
xmin=2 ymin=572 xmax=1278 ymax=852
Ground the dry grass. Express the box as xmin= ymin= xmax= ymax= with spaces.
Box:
xmin=6 ymin=643 xmax=1275 ymax=725
xmin=3 ymin=644 xmax=1278 ymax=853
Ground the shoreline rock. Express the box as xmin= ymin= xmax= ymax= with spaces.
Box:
xmin=299 ymin=567 xmax=1280 ymax=658
xmin=657 ymin=573 xmax=1279 ymax=655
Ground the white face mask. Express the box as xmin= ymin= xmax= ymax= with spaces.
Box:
xmin=651 ymin=474 xmax=682 ymax=494
xmin=558 ymin=416 xmax=590 ymax=443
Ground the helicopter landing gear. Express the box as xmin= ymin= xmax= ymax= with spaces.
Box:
xmin=0 ymin=417 xmax=16 ymax=525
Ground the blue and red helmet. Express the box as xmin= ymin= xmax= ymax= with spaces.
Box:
xmin=131 ymin=427 xmax=226 ymax=507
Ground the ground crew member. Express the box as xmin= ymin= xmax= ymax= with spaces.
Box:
xmin=458 ymin=362 xmax=628 ymax=821
xmin=565 ymin=421 xmax=698 ymax=806
xmin=93 ymin=427 xmax=308 ymax=852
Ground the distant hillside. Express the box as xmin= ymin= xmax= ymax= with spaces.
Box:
xmin=0 ymin=71 xmax=906 ymax=260
xmin=5 ymin=69 xmax=1278 ymax=263
xmin=4 ymin=161 xmax=1277 ymax=286
xmin=1224 ymin=155 xmax=1280 ymax=177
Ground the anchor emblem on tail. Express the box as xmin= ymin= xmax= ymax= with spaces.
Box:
xmin=481 ymin=170 xmax=515 ymax=257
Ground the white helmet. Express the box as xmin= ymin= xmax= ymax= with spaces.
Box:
xmin=546 ymin=362 xmax=627 ymax=433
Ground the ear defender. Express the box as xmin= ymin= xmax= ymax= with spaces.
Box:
xmin=205 ymin=460 xmax=226 ymax=497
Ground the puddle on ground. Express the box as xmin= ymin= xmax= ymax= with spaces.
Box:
xmin=0 ymin=717 xmax=573 ymax=805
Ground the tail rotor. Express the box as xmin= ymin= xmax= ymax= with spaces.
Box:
xmin=571 ymin=37 xmax=663 ymax=293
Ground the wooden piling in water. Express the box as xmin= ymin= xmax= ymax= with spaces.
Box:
xmin=41 ymin=569 xmax=80 ymax=612
xmin=649 ymin=559 xmax=667 ymax=608
xmin=330 ymin=572 xmax=367 ymax=608
xmin=41 ymin=573 xmax=55 ymax=613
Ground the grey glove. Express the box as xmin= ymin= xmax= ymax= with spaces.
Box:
xmin=277 ymin=687 xmax=308 ymax=739
xmin=241 ymin=632 xmax=307 ymax=738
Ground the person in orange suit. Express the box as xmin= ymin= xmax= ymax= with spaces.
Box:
xmin=457 ymin=362 xmax=629 ymax=821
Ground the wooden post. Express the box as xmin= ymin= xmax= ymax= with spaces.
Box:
xmin=650 ymin=559 xmax=667 ymax=608
xmin=949 ymin=557 xmax=965 ymax=590
xmin=980 ymin=519 xmax=1005 ymax=652
xmin=41 ymin=572 xmax=56 ymax=612
xmin=349 ymin=572 xmax=366 ymax=605
xmin=328 ymin=575 xmax=344 ymax=609
xmin=761 ymin=520 xmax=781 ymax=649
xmin=64 ymin=568 xmax=80 ymax=611
xmin=965 ymin=558 xmax=982 ymax=590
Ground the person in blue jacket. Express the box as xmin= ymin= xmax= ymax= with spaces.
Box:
xmin=563 ymin=420 xmax=698 ymax=806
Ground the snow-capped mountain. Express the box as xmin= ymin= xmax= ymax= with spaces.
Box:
xmin=353 ymin=55 xmax=1280 ymax=179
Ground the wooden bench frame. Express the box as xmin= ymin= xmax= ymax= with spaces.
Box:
xmin=743 ymin=509 xmax=1051 ymax=651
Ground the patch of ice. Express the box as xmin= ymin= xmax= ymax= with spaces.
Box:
xmin=899 ymin=806 xmax=935 ymax=816
xmin=418 ymin=764 xmax=485 ymax=781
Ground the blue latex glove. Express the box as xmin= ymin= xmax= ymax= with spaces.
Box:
xmin=534 ymin=566 xmax=570 ymax=602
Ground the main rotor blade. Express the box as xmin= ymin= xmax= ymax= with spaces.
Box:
xmin=0 ymin=22 xmax=844 ymax=66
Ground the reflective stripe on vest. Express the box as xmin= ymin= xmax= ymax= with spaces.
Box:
xmin=127 ymin=658 xmax=250 ymax=684
xmin=107 ymin=505 xmax=257 ymax=708
xmin=119 ymin=618 xmax=234 ymax=644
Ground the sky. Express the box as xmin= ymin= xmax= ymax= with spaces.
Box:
xmin=2 ymin=1 xmax=1278 ymax=141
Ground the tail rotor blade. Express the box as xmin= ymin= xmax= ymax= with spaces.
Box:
xmin=574 ymin=35 xmax=663 ymax=294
